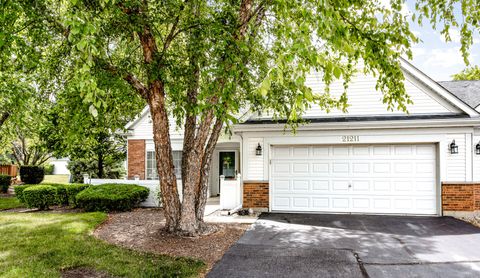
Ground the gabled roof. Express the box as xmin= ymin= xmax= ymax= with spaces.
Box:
xmin=125 ymin=106 xmax=150 ymax=130
xmin=399 ymin=58 xmax=479 ymax=117
xmin=125 ymin=59 xmax=480 ymax=131
xmin=438 ymin=80 xmax=480 ymax=109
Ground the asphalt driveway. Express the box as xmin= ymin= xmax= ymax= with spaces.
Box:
xmin=208 ymin=213 xmax=480 ymax=278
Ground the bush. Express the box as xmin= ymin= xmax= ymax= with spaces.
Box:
xmin=23 ymin=185 xmax=57 ymax=210
xmin=76 ymin=184 xmax=149 ymax=212
xmin=64 ymin=183 xmax=90 ymax=207
xmin=42 ymin=183 xmax=68 ymax=206
xmin=0 ymin=174 xmax=11 ymax=193
xmin=14 ymin=184 xmax=34 ymax=203
xmin=19 ymin=166 xmax=45 ymax=184
xmin=16 ymin=183 xmax=89 ymax=207
xmin=44 ymin=164 xmax=55 ymax=175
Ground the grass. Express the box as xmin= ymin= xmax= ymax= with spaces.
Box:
xmin=0 ymin=197 xmax=24 ymax=210
xmin=42 ymin=175 xmax=70 ymax=184
xmin=0 ymin=212 xmax=204 ymax=277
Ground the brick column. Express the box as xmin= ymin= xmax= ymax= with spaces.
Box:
xmin=442 ymin=182 xmax=480 ymax=216
xmin=243 ymin=181 xmax=269 ymax=209
xmin=127 ymin=140 xmax=146 ymax=180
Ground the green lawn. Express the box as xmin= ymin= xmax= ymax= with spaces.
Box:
xmin=0 ymin=197 xmax=24 ymax=210
xmin=0 ymin=212 xmax=204 ymax=277
xmin=42 ymin=175 xmax=70 ymax=184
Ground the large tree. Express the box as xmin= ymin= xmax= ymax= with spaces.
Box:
xmin=4 ymin=0 xmax=480 ymax=235
xmin=453 ymin=66 xmax=480 ymax=80
xmin=41 ymin=77 xmax=143 ymax=179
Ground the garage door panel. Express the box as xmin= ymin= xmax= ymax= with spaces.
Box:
xmin=292 ymin=180 xmax=309 ymax=191
xmin=312 ymin=180 xmax=329 ymax=191
xmin=271 ymin=144 xmax=437 ymax=215
xmin=312 ymin=197 xmax=329 ymax=208
xmin=273 ymin=180 xmax=290 ymax=191
xmin=292 ymin=163 xmax=309 ymax=173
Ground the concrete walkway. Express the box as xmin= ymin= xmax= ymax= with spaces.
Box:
xmin=208 ymin=213 xmax=480 ymax=278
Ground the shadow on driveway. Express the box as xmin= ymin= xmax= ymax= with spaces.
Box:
xmin=208 ymin=213 xmax=480 ymax=278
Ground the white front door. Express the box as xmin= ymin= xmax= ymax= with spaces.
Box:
xmin=271 ymin=144 xmax=437 ymax=215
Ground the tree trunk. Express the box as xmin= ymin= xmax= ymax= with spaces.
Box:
xmin=196 ymin=119 xmax=224 ymax=223
xmin=97 ymin=152 xmax=104 ymax=178
xmin=148 ymin=80 xmax=182 ymax=232
xmin=0 ymin=112 xmax=9 ymax=127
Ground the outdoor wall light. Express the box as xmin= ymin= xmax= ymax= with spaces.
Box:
xmin=476 ymin=142 xmax=480 ymax=155
xmin=449 ymin=140 xmax=459 ymax=154
xmin=256 ymin=143 xmax=262 ymax=156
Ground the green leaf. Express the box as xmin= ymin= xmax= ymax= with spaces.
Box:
xmin=88 ymin=105 xmax=98 ymax=118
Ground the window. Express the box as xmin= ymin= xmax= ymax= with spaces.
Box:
xmin=146 ymin=151 xmax=182 ymax=180
xmin=172 ymin=151 xmax=182 ymax=178
xmin=146 ymin=151 xmax=158 ymax=180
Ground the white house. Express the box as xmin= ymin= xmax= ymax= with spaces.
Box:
xmin=124 ymin=58 xmax=480 ymax=217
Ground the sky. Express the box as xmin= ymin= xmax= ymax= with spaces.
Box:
xmin=402 ymin=1 xmax=480 ymax=81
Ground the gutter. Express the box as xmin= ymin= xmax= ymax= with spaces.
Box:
xmin=234 ymin=117 xmax=480 ymax=132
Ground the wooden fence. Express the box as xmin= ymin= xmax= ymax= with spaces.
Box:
xmin=0 ymin=165 xmax=17 ymax=177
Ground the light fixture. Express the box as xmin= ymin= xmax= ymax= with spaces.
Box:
xmin=476 ymin=142 xmax=480 ymax=155
xmin=255 ymin=143 xmax=262 ymax=156
xmin=449 ymin=140 xmax=458 ymax=154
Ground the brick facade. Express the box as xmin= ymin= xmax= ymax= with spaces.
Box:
xmin=243 ymin=181 xmax=269 ymax=209
xmin=127 ymin=140 xmax=146 ymax=180
xmin=442 ymin=183 xmax=480 ymax=212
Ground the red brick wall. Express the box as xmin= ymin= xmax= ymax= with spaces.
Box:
xmin=442 ymin=183 xmax=480 ymax=212
xmin=243 ymin=181 xmax=269 ymax=208
xmin=127 ymin=140 xmax=145 ymax=180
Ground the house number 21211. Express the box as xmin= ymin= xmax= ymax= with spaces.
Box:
xmin=341 ymin=135 xmax=359 ymax=142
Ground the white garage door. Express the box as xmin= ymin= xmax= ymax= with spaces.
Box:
xmin=271 ymin=144 xmax=437 ymax=215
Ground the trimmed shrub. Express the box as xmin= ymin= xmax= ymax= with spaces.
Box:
xmin=14 ymin=184 xmax=34 ymax=203
xmin=76 ymin=184 xmax=149 ymax=212
xmin=44 ymin=164 xmax=55 ymax=175
xmin=19 ymin=166 xmax=45 ymax=184
xmin=23 ymin=185 xmax=57 ymax=210
xmin=64 ymin=183 xmax=90 ymax=207
xmin=0 ymin=174 xmax=11 ymax=193
xmin=42 ymin=183 xmax=69 ymax=206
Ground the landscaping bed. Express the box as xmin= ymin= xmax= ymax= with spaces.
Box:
xmin=93 ymin=208 xmax=250 ymax=276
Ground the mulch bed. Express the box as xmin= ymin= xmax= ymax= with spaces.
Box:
xmin=93 ymin=208 xmax=250 ymax=275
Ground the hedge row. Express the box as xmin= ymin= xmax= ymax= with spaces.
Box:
xmin=14 ymin=183 xmax=90 ymax=209
xmin=14 ymin=183 xmax=149 ymax=211
xmin=76 ymin=184 xmax=149 ymax=212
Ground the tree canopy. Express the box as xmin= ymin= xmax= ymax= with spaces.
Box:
xmin=453 ymin=66 xmax=480 ymax=80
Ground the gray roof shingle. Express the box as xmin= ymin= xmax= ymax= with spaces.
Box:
xmin=439 ymin=80 xmax=480 ymax=109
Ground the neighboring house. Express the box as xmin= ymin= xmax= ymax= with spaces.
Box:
xmin=49 ymin=158 xmax=71 ymax=175
xmin=124 ymin=58 xmax=480 ymax=217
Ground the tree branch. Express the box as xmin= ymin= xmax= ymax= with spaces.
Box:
xmin=124 ymin=74 xmax=149 ymax=99
xmin=0 ymin=112 xmax=9 ymax=127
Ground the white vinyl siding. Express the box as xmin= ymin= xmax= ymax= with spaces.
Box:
xmin=128 ymin=114 xmax=183 ymax=140
xmin=246 ymin=137 xmax=264 ymax=180
xmin=445 ymin=134 xmax=467 ymax=181
xmin=252 ymin=72 xmax=458 ymax=120
xmin=271 ymin=144 xmax=437 ymax=215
